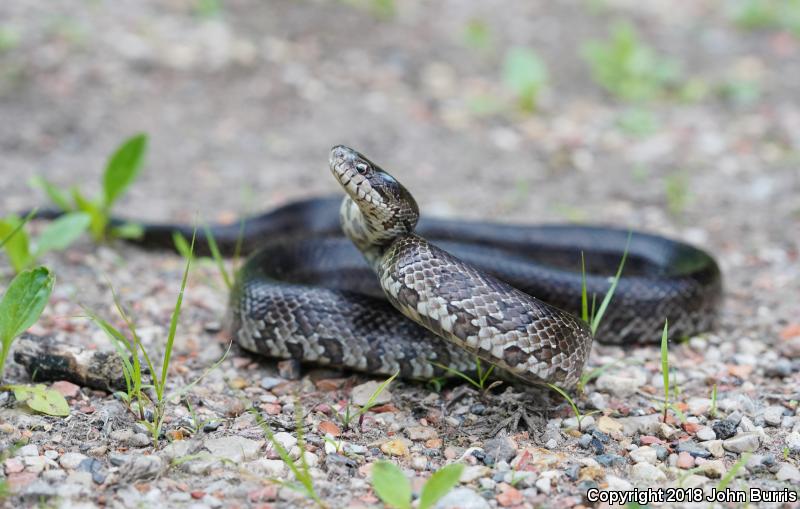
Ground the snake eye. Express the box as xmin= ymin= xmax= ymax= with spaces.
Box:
xmin=355 ymin=163 xmax=369 ymax=175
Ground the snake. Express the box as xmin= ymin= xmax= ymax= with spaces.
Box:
xmin=27 ymin=146 xmax=723 ymax=389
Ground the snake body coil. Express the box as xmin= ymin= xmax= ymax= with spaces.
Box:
xmin=223 ymin=146 xmax=721 ymax=389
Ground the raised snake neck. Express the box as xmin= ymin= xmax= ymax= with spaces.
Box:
xmin=28 ymin=147 xmax=722 ymax=388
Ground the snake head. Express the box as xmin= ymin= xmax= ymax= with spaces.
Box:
xmin=329 ymin=145 xmax=419 ymax=248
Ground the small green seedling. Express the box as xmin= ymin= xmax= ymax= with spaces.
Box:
xmin=371 ymin=461 xmax=464 ymax=509
xmin=336 ymin=371 xmax=399 ymax=430
xmin=657 ymin=320 xmax=685 ymax=423
xmin=6 ymin=384 xmax=69 ymax=416
xmin=547 ymin=383 xmax=599 ymax=430
xmin=463 ymin=19 xmax=492 ymax=50
xmin=33 ymin=133 xmax=148 ymax=242
xmin=87 ymin=229 xmax=229 ymax=447
xmin=0 ymin=210 xmax=90 ymax=274
xmin=0 ymin=266 xmax=70 ymax=416
xmin=661 ymin=319 xmax=671 ymax=421
xmin=255 ymin=401 xmax=324 ymax=508
xmin=430 ymin=356 xmax=500 ymax=393
xmin=664 ymin=172 xmax=691 ymax=218
xmin=583 ymin=22 xmax=682 ymax=102
xmin=503 ymin=47 xmax=548 ymax=112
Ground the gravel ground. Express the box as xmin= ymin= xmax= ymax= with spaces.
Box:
xmin=1 ymin=1 xmax=799 ymax=508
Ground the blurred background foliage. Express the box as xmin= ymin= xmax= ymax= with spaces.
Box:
xmin=0 ymin=0 xmax=798 ymax=228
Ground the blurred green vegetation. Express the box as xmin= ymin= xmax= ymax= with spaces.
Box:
xmin=463 ymin=19 xmax=492 ymax=50
xmin=0 ymin=27 xmax=20 ymax=53
xmin=194 ymin=0 xmax=224 ymax=18
xmin=728 ymin=0 xmax=800 ymax=36
xmin=342 ymin=0 xmax=396 ymax=19
xmin=503 ymin=47 xmax=548 ymax=113
xmin=583 ymin=22 xmax=682 ymax=102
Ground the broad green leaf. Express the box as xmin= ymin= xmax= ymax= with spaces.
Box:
xmin=371 ymin=461 xmax=411 ymax=509
xmin=30 ymin=176 xmax=73 ymax=211
xmin=34 ymin=212 xmax=90 ymax=257
xmin=103 ymin=133 xmax=147 ymax=207
xmin=419 ymin=463 xmax=464 ymax=509
xmin=10 ymin=384 xmax=70 ymax=416
xmin=0 ymin=266 xmax=54 ymax=343
xmin=0 ymin=216 xmax=32 ymax=273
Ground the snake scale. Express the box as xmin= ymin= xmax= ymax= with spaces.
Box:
xmin=56 ymin=145 xmax=722 ymax=389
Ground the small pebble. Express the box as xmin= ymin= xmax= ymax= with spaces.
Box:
xmin=696 ymin=427 xmax=716 ymax=441
xmin=712 ymin=419 xmax=737 ymax=440
xmin=722 ymin=432 xmax=761 ymax=453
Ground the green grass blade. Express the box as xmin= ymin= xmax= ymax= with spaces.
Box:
xmin=717 ymin=452 xmax=750 ymax=491
xmin=590 ymin=231 xmax=631 ymax=335
xmin=254 ymin=408 xmax=321 ymax=504
xmin=580 ymin=251 xmax=589 ymax=323
xmin=430 ymin=361 xmax=481 ymax=390
xmin=105 ymin=283 xmax=148 ymax=396
xmin=547 ymin=383 xmax=581 ymax=420
xmin=202 ymin=223 xmax=232 ymax=291
xmin=172 ymin=232 xmax=194 ymax=262
xmin=660 ymin=319 xmax=670 ymax=420
xmin=356 ymin=370 xmax=398 ymax=416
xmin=169 ymin=341 xmax=231 ymax=400
xmin=159 ymin=227 xmax=196 ymax=398
xmin=232 ymin=217 xmax=245 ymax=272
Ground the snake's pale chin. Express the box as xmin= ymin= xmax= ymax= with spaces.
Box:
xmin=329 ymin=145 xmax=419 ymax=251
